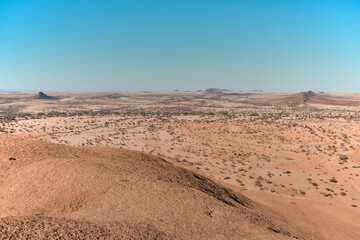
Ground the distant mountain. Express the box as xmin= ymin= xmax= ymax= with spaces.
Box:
xmin=205 ymin=88 xmax=232 ymax=92
xmin=205 ymin=88 xmax=232 ymax=94
xmin=32 ymin=92 xmax=56 ymax=100
xmin=268 ymin=91 xmax=360 ymax=106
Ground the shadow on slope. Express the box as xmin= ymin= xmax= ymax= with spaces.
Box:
xmin=0 ymin=137 xmax=316 ymax=239
xmin=31 ymin=92 xmax=58 ymax=100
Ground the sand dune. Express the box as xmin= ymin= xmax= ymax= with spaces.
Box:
xmin=0 ymin=136 xmax=313 ymax=239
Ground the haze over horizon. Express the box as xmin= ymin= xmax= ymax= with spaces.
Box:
xmin=1 ymin=0 xmax=359 ymax=92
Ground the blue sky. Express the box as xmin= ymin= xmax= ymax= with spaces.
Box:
xmin=0 ymin=0 xmax=359 ymax=92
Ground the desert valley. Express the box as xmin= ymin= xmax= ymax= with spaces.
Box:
xmin=3 ymin=0 xmax=359 ymax=238
xmin=0 ymin=90 xmax=358 ymax=239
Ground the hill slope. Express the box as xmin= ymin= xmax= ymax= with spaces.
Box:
xmin=32 ymin=92 xmax=56 ymax=100
xmin=266 ymin=91 xmax=360 ymax=106
xmin=0 ymin=137 xmax=315 ymax=239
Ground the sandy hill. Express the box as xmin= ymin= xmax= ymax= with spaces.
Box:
xmin=0 ymin=137 xmax=315 ymax=239
xmin=267 ymin=91 xmax=360 ymax=106
xmin=32 ymin=92 xmax=56 ymax=100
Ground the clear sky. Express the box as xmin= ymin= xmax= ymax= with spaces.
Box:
xmin=0 ymin=0 xmax=359 ymax=92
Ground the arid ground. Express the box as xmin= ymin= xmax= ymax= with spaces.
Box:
xmin=0 ymin=91 xmax=359 ymax=239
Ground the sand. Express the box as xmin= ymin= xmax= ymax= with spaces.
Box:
xmin=0 ymin=136 xmax=311 ymax=239
xmin=0 ymin=91 xmax=359 ymax=239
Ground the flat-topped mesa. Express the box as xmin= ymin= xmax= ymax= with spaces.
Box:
xmin=204 ymin=88 xmax=229 ymax=94
xmin=32 ymin=92 xmax=54 ymax=100
xmin=205 ymin=89 xmax=221 ymax=94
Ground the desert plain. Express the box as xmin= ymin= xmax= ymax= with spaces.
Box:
xmin=0 ymin=90 xmax=359 ymax=239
